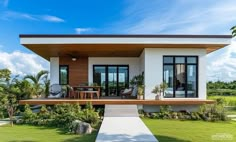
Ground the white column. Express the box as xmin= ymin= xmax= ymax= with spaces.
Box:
xmin=50 ymin=57 xmax=59 ymax=85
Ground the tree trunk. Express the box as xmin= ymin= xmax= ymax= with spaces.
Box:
xmin=7 ymin=107 xmax=14 ymax=127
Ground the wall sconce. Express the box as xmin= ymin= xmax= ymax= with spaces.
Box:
xmin=72 ymin=57 xmax=77 ymax=61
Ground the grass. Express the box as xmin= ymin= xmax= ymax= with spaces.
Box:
xmin=143 ymin=118 xmax=236 ymax=142
xmin=0 ymin=124 xmax=98 ymax=142
xmin=208 ymin=95 xmax=236 ymax=106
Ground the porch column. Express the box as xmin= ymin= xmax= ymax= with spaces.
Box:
xmin=50 ymin=57 xmax=59 ymax=85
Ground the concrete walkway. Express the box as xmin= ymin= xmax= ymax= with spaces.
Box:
xmin=227 ymin=115 xmax=236 ymax=121
xmin=0 ymin=120 xmax=9 ymax=126
xmin=96 ymin=105 xmax=158 ymax=142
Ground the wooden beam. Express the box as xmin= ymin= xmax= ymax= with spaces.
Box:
xmin=19 ymin=99 xmax=215 ymax=105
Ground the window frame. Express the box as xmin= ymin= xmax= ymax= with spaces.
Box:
xmin=59 ymin=65 xmax=69 ymax=85
xmin=163 ymin=56 xmax=198 ymax=98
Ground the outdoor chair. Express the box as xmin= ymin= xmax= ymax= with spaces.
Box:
xmin=48 ymin=84 xmax=64 ymax=98
xmin=121 ymin=85 xmax=138 ymax=99
xmin=121 ymin=88 xmax=133 ymax=99
xmin=68 ymin=86 xmax=78 ymax=99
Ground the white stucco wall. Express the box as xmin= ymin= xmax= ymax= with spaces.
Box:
xmin=144 ymin=48 xmax=206 ymax=100
xmin=50 ymin=57 xmax=59 ymax=85
xmin=139 ymin=50 xmax=145 ymax=74
xmin=88 ymin=57 xmax=140 ymax=83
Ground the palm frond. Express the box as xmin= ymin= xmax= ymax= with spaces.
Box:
xmin=24 ymin=75 xmax=38 ymax=84
xmin=36 ymin=70 xmax=49 ymax=82
xmin=231 ymin=25 xmax=236 ymax=37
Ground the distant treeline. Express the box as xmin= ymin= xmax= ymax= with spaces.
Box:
xmin=207 ymin=81 xmax=236 ymax=96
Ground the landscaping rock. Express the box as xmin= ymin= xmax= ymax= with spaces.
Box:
xmin=71 ymin=120 xmax=93 ymax=134
xmin=16 ymin=119 xmax=23 ymax=124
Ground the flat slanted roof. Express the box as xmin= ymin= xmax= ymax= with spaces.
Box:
xmin=19 ymin=34 xmax=232 ymax=60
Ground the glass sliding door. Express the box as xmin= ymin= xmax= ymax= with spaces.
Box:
xmin=118 ymin=66 xmax=129 ymax=95
xmin=93 ymin=65 xmax=129 ymax=96
xmin=108 ymin=66 xmax=117 ymax=96
xmin=93 ymin=66 xmax=106 ymax=96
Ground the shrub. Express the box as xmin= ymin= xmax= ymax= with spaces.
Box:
xmin=143 ymin=104 xmax=228 ymax=122
xmin=21 ymin=104 xmax=37 ymax=124
xmin=80 ymin=103 xmax=99 ymax=126
xmin=20 ymin=103 xmax=100 ymax=130
xmin=198 ymin=104 xmax=228 ymax=121
xmin=51 ymin=103 xmax=83 ymax=128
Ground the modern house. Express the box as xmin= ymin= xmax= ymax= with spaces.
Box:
xmin=19 ymin=34 xmax=231 ymax=111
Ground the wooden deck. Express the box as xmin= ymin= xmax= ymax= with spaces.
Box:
xmin=19 ymin=98 xmax=215 ymax=105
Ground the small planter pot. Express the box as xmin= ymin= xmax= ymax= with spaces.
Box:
xmin=155 ymin=93 xmax=162 ymax=100
xmin=137 ymin=95 xmax=144 ymax=100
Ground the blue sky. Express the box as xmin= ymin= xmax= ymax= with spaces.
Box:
xmin=0 ymin=0 xmax=236 ymax=81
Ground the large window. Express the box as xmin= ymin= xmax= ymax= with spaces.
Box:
xmin=59 ymin=65 xmax=69 ymax=85
xmin=163 ymin=56 xmax=198 ymax=98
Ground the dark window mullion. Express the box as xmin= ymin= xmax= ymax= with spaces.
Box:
xmin=185 ymin=57 xmax=187 ymax=98
xmin=173 ymin=57 xmax=176 ymax=98
xmin=116 ymin=66 xmax=119 ymax=96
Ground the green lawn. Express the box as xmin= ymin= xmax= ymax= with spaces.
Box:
xmin=143 ymin=118 xmax=236 ymax=142
xmin=0 ymin=124 xmax=98 ymax=142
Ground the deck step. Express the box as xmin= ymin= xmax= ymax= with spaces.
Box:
xmin=104 ymin=105 xmax=139 ymax=117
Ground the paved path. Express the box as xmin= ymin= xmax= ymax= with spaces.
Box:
xmin=0 ymin=121 xmax=9 ymax=126
xmin=96 ymin=105 xmax=158 ymax=142
xmin=227 ymin=115 xmax=236 ymax=121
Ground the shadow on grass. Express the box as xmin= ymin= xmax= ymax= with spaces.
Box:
xmin=8 ymin=140 xmax=38 ymax=142
xmin=63 ymin=131 xmax=98 ymax=142
xmin=23 ymin=124 xmax=100 ymax=142
xmin=155 ymin=135 xmax=191 ymax=142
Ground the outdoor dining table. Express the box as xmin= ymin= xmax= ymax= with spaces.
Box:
xmin=73 ymin=86 xmax=101 ymax=99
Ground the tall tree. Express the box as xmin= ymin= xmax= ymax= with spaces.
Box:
xmin=24 ymin=70 xmax=49 ymax=98
xmin=0 ymin=69 xmax=18 ymax=126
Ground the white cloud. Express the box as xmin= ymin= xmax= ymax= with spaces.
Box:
xmin=75 ymin=28 xmax=92 ymax=34
xmin=0 ymin=51 xmax=49 ymax=76
xmin=41 ymin=15 xmax=65 ymax=22
xmin=111 ymin=0 xmax=236 ymax=34
xmin=207 ymin=39 xmax=236 ymax=82
xmin=1 ymin=11 xmax=37 ymax=21
xmin=0 ymin=11 xmax=65 ymax=22
xmin=106 ymin=0 xmax=236 ymax=81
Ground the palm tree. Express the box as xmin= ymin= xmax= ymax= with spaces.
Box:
xmin=231 ymin=25 xmax=236 ymax=37
xmin=24 ymin=70 xmax=49 ymax=98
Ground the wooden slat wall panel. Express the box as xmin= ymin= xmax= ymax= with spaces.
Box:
xmin=59 ymin=57 xmax=88 ymax=86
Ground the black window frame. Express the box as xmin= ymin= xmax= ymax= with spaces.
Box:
xmin=59 ymin=65 xmax=69 ymax=85
xmin=163 ymin=56 xmax=198 ymax=98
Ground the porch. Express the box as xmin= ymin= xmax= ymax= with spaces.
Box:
xmin=19 ymin=98 xmax=215 ymax=105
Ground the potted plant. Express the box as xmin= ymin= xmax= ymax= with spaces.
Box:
xmin=130 ymin=74 xmax=144 ymax=99
xmin=137 ymin=85 xmax=144 ymax=100
xmin=152 ymin=83 xmax=167 ymax=100
xmin=152 ymin=85 xmax=161 ymax=100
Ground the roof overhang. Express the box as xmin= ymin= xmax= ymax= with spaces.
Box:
xmin=19 ymin=34 xmax=232 ymax=60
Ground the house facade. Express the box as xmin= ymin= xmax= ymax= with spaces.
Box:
xmin=20 ymin=34 xmax=231 ymax=101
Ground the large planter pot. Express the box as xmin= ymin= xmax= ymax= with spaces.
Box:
xmin=137 ymin=95 xmax=144 ymax=100
xmin=155 ymin=93 xmax=162 ymax=100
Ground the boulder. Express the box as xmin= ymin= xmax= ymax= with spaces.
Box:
xmin=71 ymin=120 xmax=93 ymax=134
